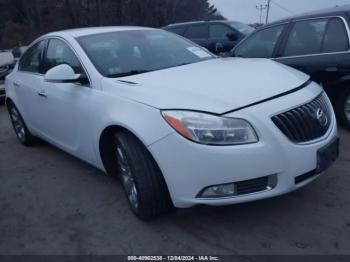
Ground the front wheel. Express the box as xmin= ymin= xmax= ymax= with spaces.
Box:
xmin=336 ymin=88 xmax=350 ymax=130
xmin=8 ymin=103 xmax=37 ymax=146
xmin=113 ymin=131 xmax=173 ymax=220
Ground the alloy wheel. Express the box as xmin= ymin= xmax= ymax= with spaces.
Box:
xmin=10 ymin=107 xmax=26 ymax=142
xmin=116 ymin=146 xmax=139 ymax=211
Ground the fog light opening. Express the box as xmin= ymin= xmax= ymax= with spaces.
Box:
xmin=198 ymin=184 xmax=236 ymax=198
xmin=197 ymin=175 xmax=277 ymax=199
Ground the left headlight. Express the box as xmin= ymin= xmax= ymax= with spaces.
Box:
xmin=162 ymin=110 xmax=258 ymax=145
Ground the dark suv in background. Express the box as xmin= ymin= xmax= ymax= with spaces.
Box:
xmin=163 ymin=20 xmax=254 ymax=54
xmin=231 ymin=5 xmax=350 ymax=129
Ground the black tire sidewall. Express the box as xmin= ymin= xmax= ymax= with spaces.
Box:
xmin=336 ymin=87 xmax=350 ymax=129
xmin=113 ymin=131 xmax=173 ymax=220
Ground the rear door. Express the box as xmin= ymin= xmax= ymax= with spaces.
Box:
xmin=275 ymin=16 xmax=350 ymax=85
xmin=15 ymin=40 xmax=47 ymax=131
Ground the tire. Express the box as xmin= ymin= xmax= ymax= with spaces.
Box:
xmin=113 ymin=131 xmax=173 ymax=220
xmin=8 ymin=102 xmax=37 ymax=146
xmin=336 ymin=87 xmax=350 ymax=130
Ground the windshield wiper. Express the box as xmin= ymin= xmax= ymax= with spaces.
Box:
xmin=107 ymin=70 xmax=150 ymax=78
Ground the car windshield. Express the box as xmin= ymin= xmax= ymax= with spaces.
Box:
xmin=229 ymin=22 xmax=254 ymax=36
xmin=77 ymin=29 xmax=215 ymax=78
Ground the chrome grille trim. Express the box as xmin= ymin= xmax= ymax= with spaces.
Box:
xmin=272 ymin=93 xmax=332 ymax=143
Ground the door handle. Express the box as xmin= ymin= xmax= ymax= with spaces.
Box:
xmin=13 ymin=82 xmax=21 ymax=87
xmin=38 ymin=91 xmax=47 ymax=97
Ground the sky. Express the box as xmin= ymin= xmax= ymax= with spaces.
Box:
xmin=209 ymin=0 xmax=350 ymax=24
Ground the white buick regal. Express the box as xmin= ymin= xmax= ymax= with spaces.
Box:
xmin=5 ymin=27 xmax=339 ymax=220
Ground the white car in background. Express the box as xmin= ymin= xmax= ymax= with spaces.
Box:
xmin=0 ymin=52 xmax=14 ymax=102
xmin=5 ymin=27 xmax=339 ymax=220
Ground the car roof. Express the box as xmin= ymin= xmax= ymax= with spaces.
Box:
xmin=164 ymin=20 xmax=238 ymax=28
xmin=43 ymin=26 xmax=155 ymax=38
xmin=264 ymin=4 xmax=350 ymax=27
xmin=165 ymin=21 xmax=206 ymax=28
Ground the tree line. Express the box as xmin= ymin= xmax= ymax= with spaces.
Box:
xmin=0 ymin=0 xmax=224 ymax=48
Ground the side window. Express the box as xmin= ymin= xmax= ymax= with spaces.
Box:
xmin=168 ymin=27 xmax=185 ymax=36
xmin=284 ymin=19 xmax=328 ymax=56
xmin=323 ymin=18 xmax=349 ymax=53
xmin=209 ymin=24 xmax=235 ymax=39
xmin=19 ymin=41 xmax=45 ymax=73
xmin=184 ymin=25 xmax=208 ymax=39
xmin=234 ymin=25 xmax=284 ymax=58
xmin=45 ymin=39 xmax=83 ymax=74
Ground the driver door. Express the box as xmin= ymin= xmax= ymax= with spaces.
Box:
xmin=37 ymin=38 xmax=92 ymax=152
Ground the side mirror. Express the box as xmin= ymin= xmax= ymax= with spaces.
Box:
xmin=45 ymin=64 xmax=87 ymax=84
xmin=226 ymin=33 xmax=238 ymax=41
xmin=0 ymin=52 xmax=15 ymax=67
xmin=215 ymin=42 xmax=224 ymax=54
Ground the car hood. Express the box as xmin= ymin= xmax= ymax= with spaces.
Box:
xmin=102 ymin=58 xmax=309 ymax=114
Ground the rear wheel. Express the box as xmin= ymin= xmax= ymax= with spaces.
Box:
xmin=336 ymin=88 xmax=350 ymax=130
xmin=8 ymin=103 xmax=37 ymax=146
xmin=113 ymin=131 xmax=173 ymax=220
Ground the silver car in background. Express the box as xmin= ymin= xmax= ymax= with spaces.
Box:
xmin=0 ymin=51 xmax=14 ymax=103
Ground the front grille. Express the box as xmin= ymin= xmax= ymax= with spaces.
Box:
xmin=272 ymin=93 xmax=332 ymax=143
xmin=235 ymin=176 xmax=270 ymax=195
xmin=295 ymin=170 xmax=317 ymax=184
xmin=0 ymin=87 xmax=5 ymax=97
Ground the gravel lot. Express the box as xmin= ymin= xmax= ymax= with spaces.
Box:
xmin=0 ymin=104 xmax=350 ymax=255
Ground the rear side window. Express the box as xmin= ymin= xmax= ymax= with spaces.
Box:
xmin=284 ymin=18 xmax=349 ymax=57
xmin=284 ymin=19 xmax=328 ymax=56
xmin=19 ymin=41 xmax=45 ymax=73
xmin=234 ymin=25 xmax=284 ymax=58
xmin=184 ymin=25 xmax=208 ymax=39
xmin=45 ymin=39 xmax=83 ymax=74
xmin=323 ymin=18 xmax=349 ymax=53
xmin=167 ymin=27 xmax=185 ymax=36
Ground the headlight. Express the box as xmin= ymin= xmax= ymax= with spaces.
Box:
xmin=162 ymin=111 xmax=258 ymax=145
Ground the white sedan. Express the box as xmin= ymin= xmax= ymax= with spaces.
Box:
xmin=5 ymin=27 xmax=339 ymax=220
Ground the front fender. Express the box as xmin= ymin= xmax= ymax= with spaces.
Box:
xmin=92 ymin=92 xmax=174 ymax=170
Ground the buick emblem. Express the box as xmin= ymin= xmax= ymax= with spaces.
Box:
xmin=315 ymin=108 xmax=328 ymax=127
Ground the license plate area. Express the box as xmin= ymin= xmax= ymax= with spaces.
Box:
xmin=316 ymin=137 xmax=339 ymax=174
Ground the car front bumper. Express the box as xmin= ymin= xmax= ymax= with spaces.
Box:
xmin=148 ymin=82 xmax=338 ymax=208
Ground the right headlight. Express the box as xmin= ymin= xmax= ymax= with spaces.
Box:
xmin=162 ymin=110 xmax=258 ymax=145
